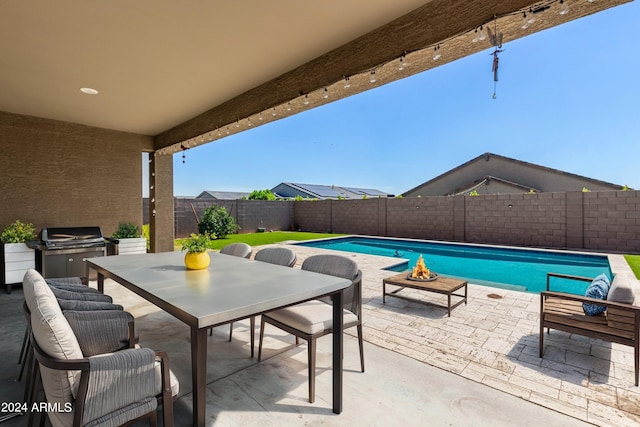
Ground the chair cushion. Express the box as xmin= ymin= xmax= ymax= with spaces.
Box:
xmin=264 ymin=300 xmax=359 ymax=335
xmin=133 ymin=344 xmax=180 ymax=397
xmin=607 ymin=272 xmax=638 ymax=305
xmin=27 ymin=269 xmax=84 ymax=403
xmin=583 ymin=274 xmax=610 ymax=316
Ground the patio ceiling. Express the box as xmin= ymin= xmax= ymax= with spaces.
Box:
xmin=0 ymin=0 xmax=630 ymax=153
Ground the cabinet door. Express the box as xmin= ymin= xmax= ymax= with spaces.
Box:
xmin=42 ymin=253 xmax=69 ymax=279
xmin=67 ymin=251 xmax=103 ymax=280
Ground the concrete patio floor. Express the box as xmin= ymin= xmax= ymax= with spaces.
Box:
xmin=2 ymin=243 xmax=639 ymax=426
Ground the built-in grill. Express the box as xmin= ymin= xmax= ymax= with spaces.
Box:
xmin=28 ymin=226 xmax=106 ymax=281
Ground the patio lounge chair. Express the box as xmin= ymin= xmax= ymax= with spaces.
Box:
xmin=540 ymin=271 xmax=640 ymax=385
xmin=258 ymin=254 xmax=364 ymax=403
xmin=25 ymin=269 xmax=178 ymax=426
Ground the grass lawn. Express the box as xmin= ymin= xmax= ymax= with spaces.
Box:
xmin=175 ymin=231 xmax=344 ymax=251
xmin=625 ymin=255 xmax=640 ymax=279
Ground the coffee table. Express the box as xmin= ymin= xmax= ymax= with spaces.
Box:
xmin=382 ymin=273 xmax=467 ymax=317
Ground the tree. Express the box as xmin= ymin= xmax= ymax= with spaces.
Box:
xmin=248 ymin=189 xmax=276 ymax=200
xmin=198 ymin=206 xmax=239 ymax=238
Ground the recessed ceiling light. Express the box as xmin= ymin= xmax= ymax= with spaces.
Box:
xmin=80 ymin=87 xmax=99 ymax=95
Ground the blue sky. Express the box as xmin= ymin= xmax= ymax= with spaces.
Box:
xmin=167 ymin=1 xmax=639 ymax=197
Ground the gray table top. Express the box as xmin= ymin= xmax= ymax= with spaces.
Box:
xmin=88 ymin=251 xmax=351 ymax=328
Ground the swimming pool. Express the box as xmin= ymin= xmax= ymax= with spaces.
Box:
xmin=296 ymin=237 xmax=611 ymax=294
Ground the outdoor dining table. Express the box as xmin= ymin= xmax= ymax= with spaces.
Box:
xmin=87 ymin=251 xmax=351 ymax=427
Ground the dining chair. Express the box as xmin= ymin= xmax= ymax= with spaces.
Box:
xmin=211 ymin=243 xmax=253 ymax=342
xmin=25 ymin=268 xmax=178 ymax=427
xmin=228 ymin=247 xmax=297 ymax=357
xmin=258 ymin=254 xmax=364 ymax=403
xmin=219 ymin=242 xmax=252 ymax=258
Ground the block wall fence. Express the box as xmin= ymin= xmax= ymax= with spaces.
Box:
xmin=145 ymin=190 xmax=640 ymax=253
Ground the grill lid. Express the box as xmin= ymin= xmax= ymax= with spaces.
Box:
xmin=39 ymin=226 xmax=105 ymax=249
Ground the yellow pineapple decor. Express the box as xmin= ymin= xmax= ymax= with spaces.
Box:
xmin=411 ymin=255 xmax=432 ymax=279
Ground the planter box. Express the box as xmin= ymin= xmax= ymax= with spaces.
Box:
xmin=116 ymin=237 xmax=147 ymax=255
xmin=2 ymin=242 xmax=35 ymax=288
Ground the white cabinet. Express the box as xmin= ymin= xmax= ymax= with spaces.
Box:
xmin=2 ymin=243 xmax=35 ymax=290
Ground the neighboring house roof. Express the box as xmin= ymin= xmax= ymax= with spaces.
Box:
xmin=403 ymin=152 xmax=624 ymax=197
xmin=271 ymin=182 xmax=393 ymax=200
xmin=196 ymin=191 xmax=250 ymax=200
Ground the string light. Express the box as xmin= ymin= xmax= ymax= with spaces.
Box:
xmin=158 ymin=0 xmax=577 ymax=156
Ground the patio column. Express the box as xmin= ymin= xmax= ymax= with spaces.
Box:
xmin=149 ymin=152 xmax=175 ymax=252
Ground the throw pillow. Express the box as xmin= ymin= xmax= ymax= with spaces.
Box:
xmin=583 ymin=274 xmax=611 ymax=316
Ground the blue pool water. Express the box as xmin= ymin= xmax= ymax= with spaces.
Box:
xmin=296 ymin=237 xmax=612 ymax=294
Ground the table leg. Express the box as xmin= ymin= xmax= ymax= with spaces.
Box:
xmin=331 ymin=291 xmax=343 ymax=414
xmin=382 ymin=281 xmax=386 ymax=304
xmin=97 ymin=272 xmax=104 ymax=293
xmin=447 ymin=294 xmax=451 ymax=317
xmin=191 ymin=327 xmax=208 ymax=427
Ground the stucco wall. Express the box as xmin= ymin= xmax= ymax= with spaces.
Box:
xmin=0 ymin=111 xmax=153 ymax=236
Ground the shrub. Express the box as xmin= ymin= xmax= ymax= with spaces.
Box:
xmin=111 ymin=221 xmax=141 ymax=239
xmin=198 ymin=206 xmax=239 ymax=238
xmin=248 ymin=189 xmax=276 ymax=200
xmin=1 ymin=220 xmax=36 ymax=244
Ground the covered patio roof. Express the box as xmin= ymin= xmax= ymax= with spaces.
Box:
xmin=1 ymin=0 xmax=629 ymax=149
xmin=0 ymin=0 xmax=631 ymax=252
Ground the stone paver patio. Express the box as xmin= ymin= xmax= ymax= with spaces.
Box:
xmin=283 ymin=244 xmax=640 ymax=426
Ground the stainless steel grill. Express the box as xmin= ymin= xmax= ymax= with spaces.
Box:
xmin=29 ymin=226 xmax=106 ymax=281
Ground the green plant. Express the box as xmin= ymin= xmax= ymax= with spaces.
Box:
xmin=181 ymin=233 xmax=215 ymax=253
xmin=142 ymin=224 xmax=150 ymax=250
xmin=468 ymin=190 xmax=479 ymax=196
xmin=582 ymin=187 xmax=591 ymax=193
xmin=111 ymin=221 xmax=141 ymax=239
xmin=622 ymin=184 xmax=631 ymax=191
xmin=198 ymin=206 xmax=239 ymax=238
xmin=248 ymin=189 xmax=276 ymax=200
xmin=1 ymin=220 xmax=37 ymax=244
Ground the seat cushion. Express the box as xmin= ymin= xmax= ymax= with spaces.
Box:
xmin=607 ymin=272 xmax=638 ymax=305
xmin=583 ymin=274 xmax=610 ymax=316
xmin=133 ymin=344 xmax=180 ymax=397
xmin=27 ymin=269 xmax=84 ymax=403
xmin=264 ymin=300 xmax=359 ymax=335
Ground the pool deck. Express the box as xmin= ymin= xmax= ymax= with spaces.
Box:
xmin=4 ymin=243 xmax=638 ymax=426
xmin=286 ymin=243 xmax=640 ymax=426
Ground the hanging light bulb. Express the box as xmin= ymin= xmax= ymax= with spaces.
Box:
xmin=398 ymin=55 xmax=407 ymax=70
xmin=432 ymin=45 xmax=441 ymax=61
xmin=323 ymin=88 xmax=329 ymax=99
xmin=272 ymin=108 xmax=277 ymax=117
xmin=369 ymin=70 xmax=377 ymax=83
xmin=303 ymin=94 xmax=310 ymax=105
xmin=478 ymin=26 xmax=486 ymax=42
xmin=472 ymin=28 xmax=479 ymax=43
xmin=559 ymin=0 xmax=569 ymax=15
xmin=343 ymin=76 xmax=351 ymax=88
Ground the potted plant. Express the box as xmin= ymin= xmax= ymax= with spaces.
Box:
xmin=1 ymin=220 xmax=37 ymax=293
xmin=110 ymin=221 xmax=147 ymax=255
xmin=181 ymin=233 xmax=215 ymax=270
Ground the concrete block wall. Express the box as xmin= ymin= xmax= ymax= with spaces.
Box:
xmin=294 ymin=201 xmax=331 ymax=233
xmin=386 ymin=197 xmax=455 ymax=241
xmin=236 ymin=200 xmax=294 ymax=233
xmin=159 ymin=190 xmax=638 ymax=253
xmin=465 ymin=192 xmax=567 ymax=248
xmin=583 ymin=191 xmax=640 ymax=252
xmin=331 ymin=199 xmax=383 ymax=235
